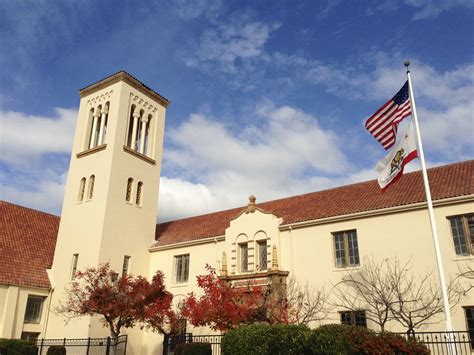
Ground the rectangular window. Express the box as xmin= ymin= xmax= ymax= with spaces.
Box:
xmin=465 ymin=307 xmax=474 ymax=349
xmin=333 ymin=230 xmax=359 ymax=268
xmin=257 ymin=241 xmax=267 ymax=271
xmin=340 ymin=310 xmax=367 ymax=327
xmin=448 ymin=215 xmax=474 ymax=256
xmin=175 ymin=254 xmax=190 ymax=283
xmin=71 ymin=253 xmax=79 ymax=280
xmin=24 ymin=296 xmax=45 ymax=324
xmin=240 ymin=243 xmax=249 ymax=272
xmin=122 ymin=255 xmax=131 ymax=276
xmin=21 ymin=332 xmax=40 ymax=340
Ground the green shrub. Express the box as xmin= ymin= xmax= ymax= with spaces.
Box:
xmin=306 ymin=326 xmax=351 ymax=354
xmin=175 ymin=342 xmax=211 ymax=355
xmin=222 ymin=324 xmax=310 ymax=355
xmin=46 ymin=345 xmax=67 ymax=355
xmin=0 ymin=339 xmax=37 ymax=355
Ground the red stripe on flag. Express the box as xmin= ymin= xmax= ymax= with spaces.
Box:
xmin=380 ymin=150 xmax=418 ymax=192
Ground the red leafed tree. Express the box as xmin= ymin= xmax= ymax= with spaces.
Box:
xmin=56 ymin=263 xmax=174 ymax=338
xmin=182 ymin=266 xmax=290 ymax=331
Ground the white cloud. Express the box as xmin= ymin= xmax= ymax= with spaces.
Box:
xmin=0 ymin=173 xmax=66 ymax=215
xmin=186 ymin=14 xmax=280 ymax=76
xmin=0 ymin=108 xmax=76 ymax=167
xmin=158 ymin=103 xmax=351 ymax=221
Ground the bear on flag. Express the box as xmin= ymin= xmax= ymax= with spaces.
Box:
xmin=375 ymin=121 xmax=418 ymax=191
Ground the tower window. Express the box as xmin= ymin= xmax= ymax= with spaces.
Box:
xmin=88 ymin=175 xmax=95 ymax=200
xmin=78 ymin=177 xmax=86 ymax=202
xmin=136 ymin=181 xmax=143 ymax=206
xmin=125 ymin=178 xmax=133 ymax=202
xmin=71 ymin=253 xmax=79 ymax=280
xmin=122 ymin=255 xmax=131 ymax=276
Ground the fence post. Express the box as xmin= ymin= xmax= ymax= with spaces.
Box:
xmin=106 ymin=336 xmax=111 ymax=355
xmin=39 ymin=338 xmax=44 ymax=355
xmin=86 ymin=337 xmax=91 ymax=355
xmin=63 ymin=338 xmax=66 ymax=347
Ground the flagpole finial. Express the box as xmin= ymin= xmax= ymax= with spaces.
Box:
xmin=404 ymin=60 xmax=410 ymax=73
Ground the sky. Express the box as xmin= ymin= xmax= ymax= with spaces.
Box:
xmin=0 ymin=0 xmax=473 ymax=222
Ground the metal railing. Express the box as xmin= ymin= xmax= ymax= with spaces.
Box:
xmin=396 ymin=331 xmax=473 ymax=355
xmin=163 ymin=333 xmax=223 ymax=355
xmin=35 ymin=335 xmax=127 ymax=355
xmin=164 ymin=331 xmax=473 ymax=355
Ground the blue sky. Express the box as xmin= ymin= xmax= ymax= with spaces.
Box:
xmin=1 ymin=0 xmax=473 ymax=221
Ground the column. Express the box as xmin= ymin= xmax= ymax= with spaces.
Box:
xmin=98 ymin=104 xmax=108 ymax=145
xmin=89 ymin=110 xmax=100 ymax=149
xmin=131 ymin=108 xmax=140 ymax=150
xmin=139 ymin=116 xmax=148 ymax=154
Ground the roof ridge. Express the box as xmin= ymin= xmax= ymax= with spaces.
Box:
xmin=156 ymin=159 xmax=473 ymax=226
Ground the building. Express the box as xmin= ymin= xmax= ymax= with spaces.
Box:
xmin=0 ymin=72 xmax=473 ymax=354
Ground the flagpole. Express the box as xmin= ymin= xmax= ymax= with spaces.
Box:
xmin=404 ymin=61 xmax=454 ymax=333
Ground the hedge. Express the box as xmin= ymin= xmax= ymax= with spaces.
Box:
xmin=222 ymin=324 xmax=310 ymax=355
xmin=46 ymin=345 xmax=67 ymax=355
xmin=0 ymin=339 xmax=38 ymax=355
xmin=221 ymin=324 xmax=429 ymax=355
xmin=175 ymin=342 xmax=212 ymax=355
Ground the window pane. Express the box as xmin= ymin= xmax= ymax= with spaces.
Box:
xmin=258 ymin=241 xmax=267 ymax=271
xmin=450 ymin=217 xmax=468 ymax=256
xmin=24 ymin=296 xmax=44 ymax=324
xmin=340 ymin=312 xmax=351 ymax=325
xmin=122 ymin=256 xmax=130 ymax=275
xmin=354 ymin=311 xmax=367 ymax=327
xmin=334 ymin=233 xmax=346 ymax=268
xmin=465 ymin=307 xmax=474 ymax=349
xmin=175 ymin=255 xmax=190 ymax=283
xmin=467 ymin=216 xmax=474 ymax=254
xmin=347 ymin=231 xmax=359 ymax=266
xmin=240 ymin=244 xmax=248 ymax=272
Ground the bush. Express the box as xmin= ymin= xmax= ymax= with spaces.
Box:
xmin=0 ymin=339 xmax=37 ymax=355
xmin=222 ymin=324 xmax=310 ymax=355
xmin=47 ymin=345 xmax=67 ymax=355
xmin=306 ymin=326 xmax=351 ymax=354
xmin=175 ymin=342 xmax=211 ymax=355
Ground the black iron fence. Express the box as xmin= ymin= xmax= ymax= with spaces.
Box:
xmin=163 ymin=333 xmax=222 ymax=355
xmin=35 ymin=335 xmax=127 ymax=355
xmin=396 ymin=331 xmax=473 ymax=355
xmin=164 ymin=331 xmax=473 ymax=355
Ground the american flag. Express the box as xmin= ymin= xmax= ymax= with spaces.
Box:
xmin=365 ymin=81 xmax=412 ymax=150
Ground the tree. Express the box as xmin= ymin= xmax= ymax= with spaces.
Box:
xmin=456 ymin=260 xmax=474 ymax=294
xmin=331 ymin=257 xmax=464 ymax=335
xmin=182 ymin=266 xmax=266 ymax=331
xmin=332 ymin=257 xmax=397 ymax=331
xmin=389 ymin=259 xmax=463 ymax=335
xmin=56 ymin=263 xmax=173 ymax=338
xmin=182 ymin=266 xmax=328 ymax=331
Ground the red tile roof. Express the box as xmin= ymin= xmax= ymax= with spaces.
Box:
xmin=0 ymin=201 xmax=59 ymax=289
xmin=154 ymin=160 xmax=473 ymax=247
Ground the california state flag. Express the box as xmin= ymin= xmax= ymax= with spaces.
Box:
xmin=375 ymin=121 xmax=418 ymax=191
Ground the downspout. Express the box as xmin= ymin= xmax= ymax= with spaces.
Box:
xmin=42 ymin=287 xmax=54 ymax=336
xmin=289 ymin=226 xmax=294 ymax=274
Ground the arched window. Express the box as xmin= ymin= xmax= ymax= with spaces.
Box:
xmin=125 ymin=178 xmax=133 ymax=202
xmin=136 ymin=181 xmax=143 ymax=206
xmin=99 ymin=102 xmax=109 ymax=145
xmin=78 ymin=177 xmax=86 ymax=202
xmin=144 ymin=114 xmax=152 ymax=156
xmin=88 ymin=175 xmax=95 ymax=200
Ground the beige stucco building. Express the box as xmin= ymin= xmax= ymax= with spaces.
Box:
xmin=1 ymin=72 xmax=473 ymax=354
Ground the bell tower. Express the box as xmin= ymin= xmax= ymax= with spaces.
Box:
xmin=46 ymin=72 xmax=169 ymax=346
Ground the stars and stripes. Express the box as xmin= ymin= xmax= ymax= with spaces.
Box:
xmin=365 ymin=81 xmax=412 ymax=150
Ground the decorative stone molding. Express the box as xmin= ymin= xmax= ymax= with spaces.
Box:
xmin=231 ymin=195 xmax=277 ymax=221
xmin=131 ymin=93 xmax=159 ymax=113
xmin=123 ymin=145 xmax=156 ymax=165
xmin=76 ymin=144 xmax=107 ymax=158
xmin=271 ymin=245 xmax=279 ymax=270
xmin=221 ymin=252 xmax=228 ymax=276
xmin=86 ymin=90 xmax=113 ymax=106
xmin=79 ymin=71 xmax=170 ymax=108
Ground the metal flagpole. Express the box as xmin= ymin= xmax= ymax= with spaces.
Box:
xmin=404 ymin=61 xmax=454 ymax=334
